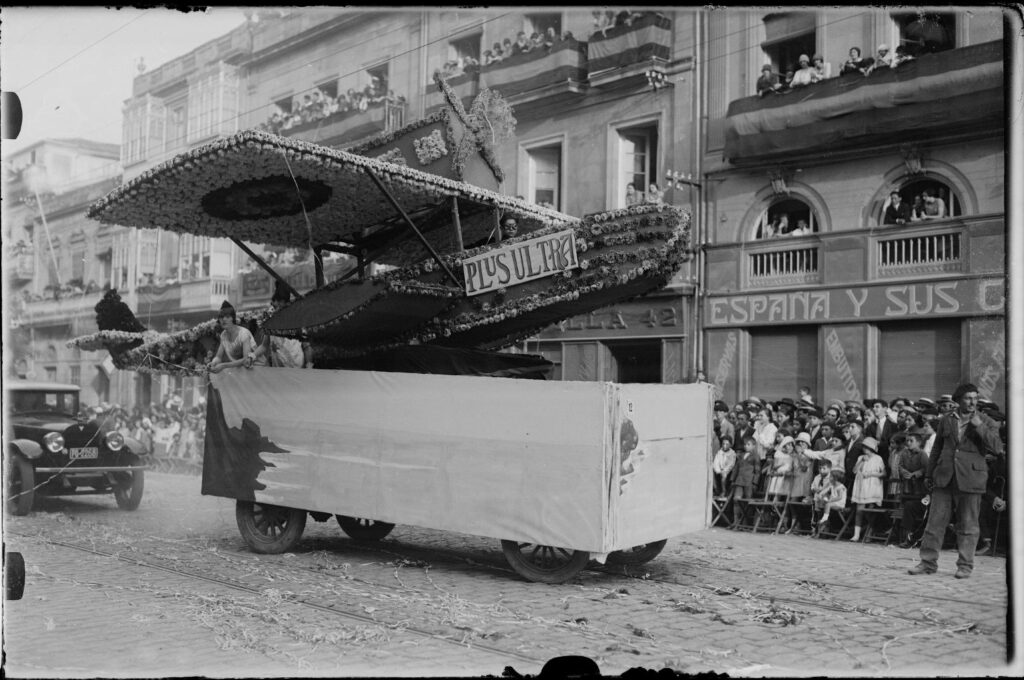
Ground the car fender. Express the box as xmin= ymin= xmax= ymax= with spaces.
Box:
xmin=121 ymin=435 xmax=145 ymax=455
xmin=10 ymin=439 xmax=43 ymax=460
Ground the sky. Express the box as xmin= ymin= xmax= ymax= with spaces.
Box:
xmin=0 ymin=6 xmax=249 ymax=157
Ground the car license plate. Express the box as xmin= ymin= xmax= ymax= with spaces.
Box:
xmin=69 ymin=447 xmax=98 ymax=460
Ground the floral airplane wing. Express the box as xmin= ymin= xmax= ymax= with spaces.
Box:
xmin=87 ymin=129 xmax=576 ymax=267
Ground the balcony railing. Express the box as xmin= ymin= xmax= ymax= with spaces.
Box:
xmin=877 ymin=231 xmax=962 ymax=277
xmin=587 ymin=12 xmax=671 ymax=74
xmin=281 ymin=100 xmax=406 ymax=146
xmin=748 ymin=246 xmax=820 ymax=287
xmin=481 ymin=38 xmax=588 ymax=99
xmin=724 ymin=40 xmax=1003 ymax=163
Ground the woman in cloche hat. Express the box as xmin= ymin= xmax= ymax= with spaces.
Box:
xmin=207 ymin=300 xmax=258 ymax=374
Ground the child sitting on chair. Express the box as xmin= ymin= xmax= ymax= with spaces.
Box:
xmin=712 ymin=435 xmax=737 ymax=497
xmin=813 ymin=468 xmax=848 ymax=535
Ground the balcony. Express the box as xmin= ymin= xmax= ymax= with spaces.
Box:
xmin=479 ymin=38 xmax=588 ymax=114
xmin=178 ymin=277 xmax=233 ymax=312
xmin=282 ymin=100 xmax=406 ymax=147
xmin=7 ymin=251 xmax=35 ymax=282
xmin=748 ymin=245 xmax=820 ymax=288
xmin=723 ymin=40 xmax=1003 ymax=164
xmin=22 ymin=294 xmax=94 ymax=327
xmin=586 ymin=12 xmax=671 ymax=89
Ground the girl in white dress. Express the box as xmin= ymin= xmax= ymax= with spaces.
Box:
xmin=208 ymin=301 xmax=256 ymax=374
xmin=849 ymin=436 xmax=886 ymax=541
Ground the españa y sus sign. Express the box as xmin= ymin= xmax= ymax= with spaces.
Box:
xmin=462 ymin=229 xmax=579 ymax=296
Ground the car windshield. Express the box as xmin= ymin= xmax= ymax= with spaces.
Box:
xmin=11 ymin=390 xmax=80 ymax=416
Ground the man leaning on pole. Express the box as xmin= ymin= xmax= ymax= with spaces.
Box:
xmin=907 ymin=383 xmax=1003 ymax=579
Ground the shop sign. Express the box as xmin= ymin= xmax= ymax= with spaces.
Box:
xmin=706 ymin=278 xmax=1005 ymax=327
xmin=538 ymin=301 xmax=683 ymax=339
xmin=462 ymin=230 xmax=578 ymax=296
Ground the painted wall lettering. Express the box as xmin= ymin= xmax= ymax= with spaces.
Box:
xmin=713 ymin=331 xmax=737 ymax=401
xmin=825 ymin=329 xmax=861 ymax=401
xmin=706 ymin=278 xmax=1002 ymax=326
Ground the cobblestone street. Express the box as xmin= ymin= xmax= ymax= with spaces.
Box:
xmin=2 ymin=472 xmax=1013 ymax=677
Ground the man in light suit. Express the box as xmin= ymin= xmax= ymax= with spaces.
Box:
xmin=908 ymin=383 xmax=1004 ymax=579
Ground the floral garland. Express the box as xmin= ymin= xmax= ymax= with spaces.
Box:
xmin=87 ymin=129 xmax=574 ymax=249
xmin=374 ymin=148 xmax=408 ymax=166
xmin=346 ymin=109 xmax=448 ymax=155
xmin=413 ymin=129 xmax=449 ymax=165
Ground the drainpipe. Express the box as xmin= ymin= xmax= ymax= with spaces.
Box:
xmin=690 ymin=11 xmax=706 ymax=382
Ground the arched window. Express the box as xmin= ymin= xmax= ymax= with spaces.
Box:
xmin=753 ymin=196 xmax=819 ymax=240
xmin=881 ymin=177 xmax=962 ymax=225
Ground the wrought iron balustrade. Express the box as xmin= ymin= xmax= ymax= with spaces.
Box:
xmin=748 ymin=247 xmax=820 ymax=287
xmin=877 ymin=231 xmax=962 ymax=277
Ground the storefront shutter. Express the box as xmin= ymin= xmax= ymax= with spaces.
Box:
xmin=879 ymin=320 xmax=961 ymax=400
xmin=749 ymin=328 xmax=818 ymax=401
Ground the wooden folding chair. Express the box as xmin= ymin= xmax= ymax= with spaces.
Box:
xmin=746 ymin=489 xmax=787 ymax=534
xmin=711 ymin=495 xmax=732 ymax=528
xmin=781 ymin=497 xmax=814 ymax=535
xmin=816 ymin=505 xmax=855 ymax=540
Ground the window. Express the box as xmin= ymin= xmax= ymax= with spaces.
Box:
xmin=449 ymin=34 xmax=481 ymax=65
xmin=187 ymin=63 xmax=239 ymax=143
xmin=616 ymin=123 xmax=658 ymax=209
xmin=69 ymin=365 xmax=81 ymax=386
xmin=138 ymin=230 xmax=159 ymax=281
xmin=526 ymin=12 xmax=562 ymax=38
xmin=893 ymin=11 xmax=956 ymax=58
xmin=179 ymin=234 xmax=211 ymax=280
xmin=274 ymin=95 xmax=294 ymax=115
xmin=749 ymin=328 xmax=818 ymax=400
xmin=45 ymin=366 xmax=57 ymax=382
xmin=753 ymin=197 xmax=818 ymax=239
xmin=761 ymin=12 xmax=816 ymax=76
xmin=608 ymin=341 xmax=662 ymax=383
xmin=526 ymin=144 xmax=562 ymax=210
xmin=879 ymin=320 xmax=960 ymax=398
xmin=366 ymin=64 xmax=389 ymax=99
xmin=883 ymin=177 xmax=961 ymax=222
xmin=167 ymin=103 xmax=187 ymax=150
xmin=47 ymin=239 xmax=62 ymax=287
xmin=315 ymin=79 xmax=339 ymax=100
xmin=71 ymin=245 xmax=85 ymax=281
xmin=123 ymin=96 xmax=164 ymax=165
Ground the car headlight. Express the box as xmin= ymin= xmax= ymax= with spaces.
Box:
xmin=106 ymin=431 xmax=125 ymax=452
xmin=43 ymin=432 xmax=65 ymax=453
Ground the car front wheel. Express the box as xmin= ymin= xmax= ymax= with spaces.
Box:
xmin=6 ymin=456 xmax=35 ymax=516
xmin=113 ymin=470 xmax=145 ymax=510
xmin=335 ymin=515 xmax=395 ymax=541
xmin=236 ymin=500 xmax=307 ymax=554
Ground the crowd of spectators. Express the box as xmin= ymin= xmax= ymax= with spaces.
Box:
xmin=88 ymin=391 xmax=206 ymax=471
xmin=710 ymin=389 xmax=1007 ymax=555
xmin=257 ymin=78 xmax=406 ymax=135
xmin=758 ymin=43 xmax=915 ymax=97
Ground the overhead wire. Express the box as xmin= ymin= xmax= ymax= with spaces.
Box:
xmin=15 ymin=8 xmax=879 ymax=155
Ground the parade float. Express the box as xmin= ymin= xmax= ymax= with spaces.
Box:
xmin=68 ymin=76 xmax=712 ymax=583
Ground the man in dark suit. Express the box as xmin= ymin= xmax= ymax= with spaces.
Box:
xmin=908 ymin=383 xmax=1004 ymax=579
xmin=842 ymin=419 xmax=865 ymax=496
xmin=883 ymin=190 xmax=913 ymax=225
xmin=733 ymin=409 xmax=755 ymax=450
xmin=866 ymin=398 xmax=897 ymax=461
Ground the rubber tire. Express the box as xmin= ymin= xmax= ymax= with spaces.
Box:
xmin=6 ymin=456 xmax=35 ymax=517
xmin=605 ymin=539 xmax=668 ymax=566
xmin=236 ymin=500 xmax=307 ymax=554
xmin=5 ymin=551 xmax=25 ymax=601
xmin=501 ymin=540 xmax=590 ymax=584
xmin=335 ymin=515 xmax=395 ymax=541
xmin=113 ymin=470 xmax=145 ymax=510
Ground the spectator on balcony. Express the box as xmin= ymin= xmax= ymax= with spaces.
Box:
xmin=483 ymin=49 xmax=498 ymax=66
xmin=883 ymin=190 xmax=913 ymax=225
xmin=790 ymin=54 xmax=816 ymax=87
xmin=512 ymin=31 xmax=531 ymax=55
xmin=645 ymin=182 xmax=664 ymax=205
xmin=592 ymin=10 xmax=615 ymax=38
xmin=789 ymin=218 xmax=811 ymax=237
xmin=502 ymin=38 xmax=514 ymax=57
xmin=625 ymin=183 xmax=641 ymax=206
xmin=616 ymin=10 xmax=644 ymax=27
xmin=490 ymin=41 xmax=505 ymax=63
xmin=529 ymin=32 xmax=544 ymax=52
xmin=871 ymin=44 xmax=895 ymax=71
xmin=544 ymin=27 xmax=558 ymax=50
xmin=298 ymin=94 xmax=314 ymax=123
xmin=757 ymin=64 xmax=783 ymax=97
xmin=912 ymin=189 xmax=947 ymax=221
xmin=811 ymin=54 xmax=831 ymax=81
xmin=840 ymin=46 xmax=874 ymax=76
xmin=562 ymin=30 xmax=575 ymax=42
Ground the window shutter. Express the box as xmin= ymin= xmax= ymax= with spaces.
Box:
xmin=750 ymin=328 xmax=818 ymax=400
xmin=879 ymin=321 xmax=961 ymax=399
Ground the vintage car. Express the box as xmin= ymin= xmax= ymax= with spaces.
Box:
xmin=5 ymin=381 xmax=147 ymax=515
